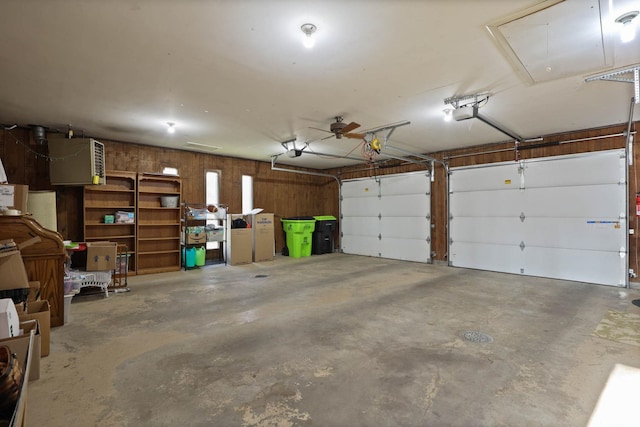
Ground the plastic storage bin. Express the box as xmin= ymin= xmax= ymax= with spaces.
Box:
xmin=281 ymin=217 xmax=316 ymax=258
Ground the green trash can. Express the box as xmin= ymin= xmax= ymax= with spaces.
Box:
xmin=281 ymin=217 xmax=316 ymax=258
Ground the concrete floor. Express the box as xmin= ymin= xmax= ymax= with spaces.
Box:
xmin=27 ymin=253 xmax=640 ymax=427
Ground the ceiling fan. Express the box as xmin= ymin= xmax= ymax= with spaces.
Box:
xmin=310 ymin=116 xmax=366 ymax=140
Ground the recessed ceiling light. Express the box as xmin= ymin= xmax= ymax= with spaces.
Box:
xmin=301 ymin=23 xmax=317 ymax=49
xmin=615 ymin=10 xmax=639 ymax=43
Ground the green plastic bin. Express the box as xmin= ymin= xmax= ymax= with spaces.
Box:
xmin=281 ymin=218 xmax=316 ymax=258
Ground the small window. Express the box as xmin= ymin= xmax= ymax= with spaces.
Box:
xmin=206 ymin=170 xmax=220 ymax=249
xmin=242 ymin=175 xmax=253 ymax=214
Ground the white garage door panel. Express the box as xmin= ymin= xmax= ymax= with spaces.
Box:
xmin=341 ymin=179 xmax=378 ymax=198
xmin=450 ymin=242 xmax=523 ymax=274
xmin=450 ymin=189 xmax=525 ymax=217
xmin=380 ymin=193 xmax=429 ymax=216
xmin=524 ymin=152 xmax=625 ymax=188
xmin=523 ymin=218 xmax=625 ymax=250
xmin=342 ymin=217 xmax=379 ymax=236
xmin=450 ymin=217 xmax=523 ymax=245
xmin=449 ymin=164 xmax=521 ymax=192
xmin=381 ymin=238 xmax=429 ymax=262
xmin=342 ymin=172 xmax=430 ymax=262
xmin=524 ymin=247 xmax=625 ymax=286
xmin=342 ymin=235 xmax=380 ymax=257
xmin=381 ymin=174 xmax=429 ymax=195
xmin=381 ymin=217 xmax=429 ymax=239
xmin=449 ymin=149 xmax=627 ymax=287
xmin=523 ymin=185 xmax=624 ymax=217
xmin=342 ymin=198 xmax=379 ymax=217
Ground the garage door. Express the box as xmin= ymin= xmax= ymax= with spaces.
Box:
xmin=449 ymin=150 xmax=627 ymax=286
xmin=342 ymin=172 xmax=431 ymax=262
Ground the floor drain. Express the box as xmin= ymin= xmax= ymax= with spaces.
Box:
xmin=254 ymin=274 xmax=269 ymax=278
xmin=461 ymin=331 xmax=494 ymax=343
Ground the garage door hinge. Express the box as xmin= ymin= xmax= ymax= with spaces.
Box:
xmin=426 ymin=236 xmax=431 ymax=243
xmin=378 ymin=234 xmax=382 ymax=240
xmin=449 ymin=238 xmax=454 ymax=245
xmin=619 ymin=213 xmax=626 ymax=220
xmin=378 ymin=213 xmax=382 ymax=220
xmin=426 ymin=214 xmax=431 ymax=220
xmin=520 ymin=212 xmax=526 ymax=223
xmin=520 ymin=241 xmax=526 ymax=251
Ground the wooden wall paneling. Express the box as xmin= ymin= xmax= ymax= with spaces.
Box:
xmin=4 ymin=122 xmax=639 ymax=282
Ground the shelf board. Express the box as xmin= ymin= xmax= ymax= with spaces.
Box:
xmin=85 ymin=223 xmax=135 ymax=227
xmin=85 ymin=205 xmax=135 ymax=209
xmin=85 ymin=234 xmax=136 ymax=239
xmin=136 ymin=266 xmax=180 ymax=275
xmin=138 ymin=191 xmax=181 ymax=195
xmin=138 ymin=206 xmax=180 ymax=210
xmin=85 ymin=188 xmax=135 ymax=193
xmin=138 ymin=223 xmax=180 ymax=227
xmin=138 ymin=237 xmax=180 ymax=241
xmin=138 ymin=249 xmax=180 ymax=255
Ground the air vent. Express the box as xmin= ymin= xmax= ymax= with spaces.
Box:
xmin=92 ymin=139 xmax=105 ymax=179
xmin=185 ymin=141 xmax=221 ymax=152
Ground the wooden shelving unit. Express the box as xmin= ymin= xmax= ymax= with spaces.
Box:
xmin=83 ymin=170 xmax=137 ymax=274
xmin=182 ymin=202 xmax=227 ymax=269
xmin=136 ymin=173 xmax=182 ymax=274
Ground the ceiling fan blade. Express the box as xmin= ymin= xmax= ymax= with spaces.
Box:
xmin=341 ymin=122 xmax=361 ymax=134
xmin=344 ymin=132 xmax=366 ymax=139
xmin=309 ymin=126 xmax=333 ymax=134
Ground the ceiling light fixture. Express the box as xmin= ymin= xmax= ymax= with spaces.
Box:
xmin=301 ymin=23 xmax=317 ymax=49
xmin=167 ymin=122 xmax=175 ymax=134
xmin=443 ymin=108 xmax=453 ymax=122
xmin=615 ymin=11 xmax=639 ymax=43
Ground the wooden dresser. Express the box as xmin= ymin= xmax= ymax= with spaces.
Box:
xmin=0 ymin=215 xmax=66 ymax=326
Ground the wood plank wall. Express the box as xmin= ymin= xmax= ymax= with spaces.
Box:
xmin=0 ymin=129 xmax=337 ymax=254
xmin=1 ymin=121 xmax=638 ymax=283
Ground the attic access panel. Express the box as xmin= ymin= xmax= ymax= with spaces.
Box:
xmin=487 ymin=0 xmax=613 ymax=84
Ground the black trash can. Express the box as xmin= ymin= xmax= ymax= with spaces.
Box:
xmin=312 ymin=215 xmax=336 ymax=254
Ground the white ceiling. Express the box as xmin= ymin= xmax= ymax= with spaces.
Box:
xmin=0 ymin=0 xmax=638 ymax=170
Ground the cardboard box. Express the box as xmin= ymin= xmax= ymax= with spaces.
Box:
xmin=16 ymin=300 xmax=50 ymax=357
xmin=86 ymin=241 xmax=117 ymax=271
xmin=0 ymin=319 xmax=39 ymax=381
xmin=227 ymin=229 xmax=253 ymax=265
xmin=249 ymin=213 xmax=275 ymax=262
xmin=0 ymin=298 xmax=20 ymax=339
xmin=0 ymin=250 xmax=29 ymax=291
xmin=0 ymin=183 xmax=28 ymax=213
xmin=186 ymin=232 xmax=207 ymax=244
xmin=0 ymin=324 xmax=35 ymax=426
